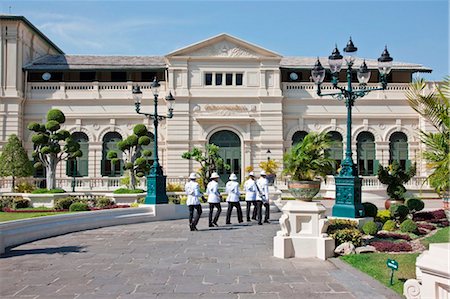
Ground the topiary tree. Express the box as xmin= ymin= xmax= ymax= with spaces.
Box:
xmin=405 ymin=197 xmax=425 ymax=214
xmin=28 ymin=109 xmax=82 ymax=190
xmin=182 ymin=144 xmax=230 ymax=190
xmin=109 ymin=124 xmax=152 ymax=190
xmin=378 ymin=160 xmax=416 ymax=201
xmin=0 ymin=134 xmax=33 ymax=191
xmin=389 ymin=204 xmax=409 ymax=222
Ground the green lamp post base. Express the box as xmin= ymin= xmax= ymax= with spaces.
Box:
xmin=145 ymin=173 xmax=169 ymax=204
xmin=332 ymin=175 xmax=365 ymax=218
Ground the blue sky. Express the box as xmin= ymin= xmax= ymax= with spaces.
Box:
xmin=1 ymin=0 xmax=448 ymax=80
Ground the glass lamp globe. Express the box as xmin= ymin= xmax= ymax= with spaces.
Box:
xmin=151 ymin=77 xmax=160 ymax=96
xmin=343 ymin=37 xmax=358 ymax=64
xmin=378 ymin=46 xmax=393 ymax=76
xmin=165 ymin=91 xmax=175 ymax=111
xmin=357 ymin=60 xmax=371 ymax=85
xmin=132 ymin=86 xmax=143 ymax=104
xmin=311 ymin=59 xmax=326 ymax=84
xmin=328 ymin=45 xmax=343 ymax=73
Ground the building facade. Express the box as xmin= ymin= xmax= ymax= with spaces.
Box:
xmin=0 ymin=16 xmax=436 ymax=191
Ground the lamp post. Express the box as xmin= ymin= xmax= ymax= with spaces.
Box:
xmin=132 ymin=77 xmax=175 ymax=204
xmin=266 ymin=149 xmax=271 ymax=161
xmin=311 ymin=38 xmax=393 ymax=218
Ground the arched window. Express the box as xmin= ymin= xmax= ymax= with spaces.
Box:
xmin=209 ymin=130 xmax=241 ymax=185
xmin=101 ymin=132 xmax=123 ymax=177
xmin=292 ymin=131 xmax=308 ymax=146
xmin=389 ymin=132 xmax=409 ymax=170
xmin=357 ymin=132 xmax=377 ymax=176
xmin=66 ymin=132 xmax=89 ymax=177
xmin=326 ymin=131 xmax=343 ymax=174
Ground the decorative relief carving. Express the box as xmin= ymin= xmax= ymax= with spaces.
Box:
xmin=190 ymin=41 xmax=259 ymax=57
xmin=192 ymin=105 xmax=201 ymax=112
xmin=379 ymin=123 xmax=386 ymax=130
xmin=194 ymin=104 xmax=253 ymax=116
xmin=93 ymin=123 xmax=100 ymax=130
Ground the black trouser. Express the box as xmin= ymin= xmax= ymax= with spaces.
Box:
xmin=263 ymin=202 xmax=270 ymax=222
xmin=255 ymin=201 xmax=263 ymax=224
xmin=188 ymin=204 xmax=202 ymax=227
xmin=246 ymin=201 xmax=257 ymax=220
xmin=209 ymin=203 xmax=221 ymax=224
xmin=226 ymin=202 xmax=243 ymax=223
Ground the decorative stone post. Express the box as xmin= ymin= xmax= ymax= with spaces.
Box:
xmin=273 ymin=201 xmax=335 ymax=260
xmin=403 ymin=243 xmax=450 ymax=299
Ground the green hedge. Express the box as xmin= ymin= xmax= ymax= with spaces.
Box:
xmin=31 ymin=188 xmax=66 ymax=194
xmin=113 ymin=188 xmax=145 ymax=194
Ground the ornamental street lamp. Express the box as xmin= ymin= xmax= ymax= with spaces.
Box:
xmin=312 ymin=38 xmax=393 ymax=218
xmin=266 ymin=149 xmax=271 ymax=161
xmin=132 ymin=77 xmax=175 ymax=204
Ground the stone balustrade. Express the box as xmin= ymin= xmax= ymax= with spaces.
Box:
xmin=27 ymin=81 xmax=166 ymax=100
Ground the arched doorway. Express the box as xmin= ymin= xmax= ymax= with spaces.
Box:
xmin=101 ymin=132 xmax=123 ymax=177
xmin=326 ymin=131 xmax=343 ymax=174
xmin=357 ymin=131 xmax=376 ymax=176
xmin=389 ymin=132 xmax=409 ymax=170
xmin=209 ymin=130 xmax=241 ymax=186
xmin=66 ymin=132 xmax=89 ymax=177
xmin=292 ymin=130 xmax=308 ymax=146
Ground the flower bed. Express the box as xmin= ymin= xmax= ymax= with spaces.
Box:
xmin=370 ymin=241 xmax=413 ymax=252
xmin=376 ymin=231 xmax=412 ymax=241
xmin=2 ymin=205 xmax=130 ymax=213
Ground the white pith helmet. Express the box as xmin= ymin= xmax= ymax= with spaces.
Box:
xmin=189 ymin=172 xmax=197 ymax=179
xmin=248 ymin=171 xmax=255 ymax=177
xmin=260 ymin=170 xmax=267 ymax=176
xmin=210 ymin=172 xmax=220 ymax=179
xmin=229 ymin=173 xmax=237 ymax=181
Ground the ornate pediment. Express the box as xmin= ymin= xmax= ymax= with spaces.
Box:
xmin=167 ymin=33 xmax=281 ymax=58
xmin=189 ymin=41 xmax=259 ymax=58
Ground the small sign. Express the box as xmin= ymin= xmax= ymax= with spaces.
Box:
xmin=387 ymin=259 xmax=399 ymax=270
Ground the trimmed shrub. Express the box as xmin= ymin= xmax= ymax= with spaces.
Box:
xmin=377 ymin=231 xmax=412 ymax=241
xmin=32 ymin=188 xmax=66 ymax=194
xmin=389 ymin=204 xmax=409 ymax=221
xmin=167 ymin=183 xmax=183 ymax=192
xmin=330 ymin=228 xmax=362 ymax=247
xmin=180 ymin=196 xmax=187 ymax=205
xmin=69 ymin=202 xmax=89 ymax=212
xmin=54 ymin=197 xmax=76 ymax=210
xmin=362 ymin=202 xmax=378 ymax=218
xmin=326 ymin=219 xmax=358 ymax=235
xmin=371 ymin=241 xmax=413 ymax=252
xmin=382 ymin=219 xmax=397 ymax=231
xmin=0 ymin=198 xmax=13 ymax=210
xmin=47 ymin=109 xmax=66 ymax=123
xmin=137 ymin=196 xmax=145 ymax=204
xmin=96 ymin=197 xmax=113 ymax=208
xmin=113 ymin=188 xmax=145 ymax=194
xmin=14 ymin=181 xmax=36 ymax=193
xmin=12 ymin=198 xmax=31 ymax=209
xmin=405 ymin=198 xmax=425 ymax=213
xmin=362 ymin=221 xmax=378 ymax=235
xmin=400 ymin=219 xmax=418 ymax=233
xmin=375 ymin=210 xmax=391 ymax=224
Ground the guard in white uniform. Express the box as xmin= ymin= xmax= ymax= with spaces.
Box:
xmin=256 ymin=170 xmax=270 ymax=225
xmin=185 ymin=172 xmax=202 ymax=231
xmin=225 ymin=173 xmax=243 ymax=224
xmin=244 ymin=172 xmax=257 ymax=222
xmin=206 ymin=172 xmax=222 ymax=227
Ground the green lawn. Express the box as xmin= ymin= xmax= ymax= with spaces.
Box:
xmin=341 ymin=253 xmax=420 ymax=295
xmin=0 ymin=211 xmax=70 ymax=222
xmin=421 ymin=226 xmax=450 ymax=249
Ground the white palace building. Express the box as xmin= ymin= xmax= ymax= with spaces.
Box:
xmin=0 ymin=15 xmax=438 ymax=197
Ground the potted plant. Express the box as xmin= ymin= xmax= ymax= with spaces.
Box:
xmin=283 ymin=132 xmax=334 ymax=201
xmin=377 ymin=160 xmax=416 ymax=209
xmin=259 ymin=159 xmax=279 ymax=186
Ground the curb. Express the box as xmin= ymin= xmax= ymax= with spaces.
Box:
xmin=329 ymin=257 xmax=404 ymax=299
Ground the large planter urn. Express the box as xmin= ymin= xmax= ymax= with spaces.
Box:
xmin=266 ymin=174 xmax=276 ymax=186
xmin=288 ymin=180 xmax=321 ymax=201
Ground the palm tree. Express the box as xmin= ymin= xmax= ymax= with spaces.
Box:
xmin=406 ymin=77 xmax=449 ymax=198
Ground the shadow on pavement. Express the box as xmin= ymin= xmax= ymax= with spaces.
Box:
xmin=1 ymin=245 xmax=86 ymax=258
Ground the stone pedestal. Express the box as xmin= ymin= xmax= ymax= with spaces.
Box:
xmin=273 ymin=201 xmax=335 ymax=260
xmin=269 ymin=185 xmax=282 ymax=212
xmin=404 ymin=243 xmax=450 ymax=299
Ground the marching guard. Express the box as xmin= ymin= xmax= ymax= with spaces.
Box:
xmin=244 ymin=172 xmax=257 ymax=222
xmin=255 ymin=170 xmax=270 ymax=225
xmin=185 ymin=172 xmax=203 ymax=231
xmin=206 ymin=172 xmax=222 ymax=227
xmin=225 ymin=173 xmax=243 ymax=224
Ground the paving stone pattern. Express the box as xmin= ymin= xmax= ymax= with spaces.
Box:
xmin=0 ymin=210 xmax=401 ymax=299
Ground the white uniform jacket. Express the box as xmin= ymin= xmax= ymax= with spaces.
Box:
xmin=225 ymin=181 xmax=240 ymax=203
xmin=256 ymin=177 xmax=269 ymax=203
xmin=244 ymin=179 xmax=257 ymax=201
xmin=185 ymin=180 xmax=201 ymax=206
xmin=206 ymin=180 xmax=221 ymax=204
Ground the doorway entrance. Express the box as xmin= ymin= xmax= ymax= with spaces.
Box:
xmin=209 ymin=130 xmax=241 ymax=186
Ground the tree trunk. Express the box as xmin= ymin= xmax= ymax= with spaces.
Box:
xmin=46 ymin=156 xmax=57 ymax=190
xmin=11 ymin=175 xmax=15 ymax=192
xmin=130 ymin=171 xmax=136 ymax=190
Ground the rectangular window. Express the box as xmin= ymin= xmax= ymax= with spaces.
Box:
xmin=215 ymin=73 xmax=223 ymax=85
xmin=205 ymin=73 xmax=212 ymax=85
xmin=233 ymin=159 xmax=239 ymax=173
xmin=80 ymin=72 xmax=96 ymax=81
xmin=236 ymin=73 xmax=243 ymax=85
xmin=226 ymin=159 xmax=231 ymax=174
xmin=142 ymin=72 xmax=156 ymax=81
xmin=111 ymin=72 xmax=127 ymax=82
xmin=226 ymin=73 xmax=233 ymax=85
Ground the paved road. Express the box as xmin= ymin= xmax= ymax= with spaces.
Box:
xmin=0 ymin=209 xmax=401 ymax=299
